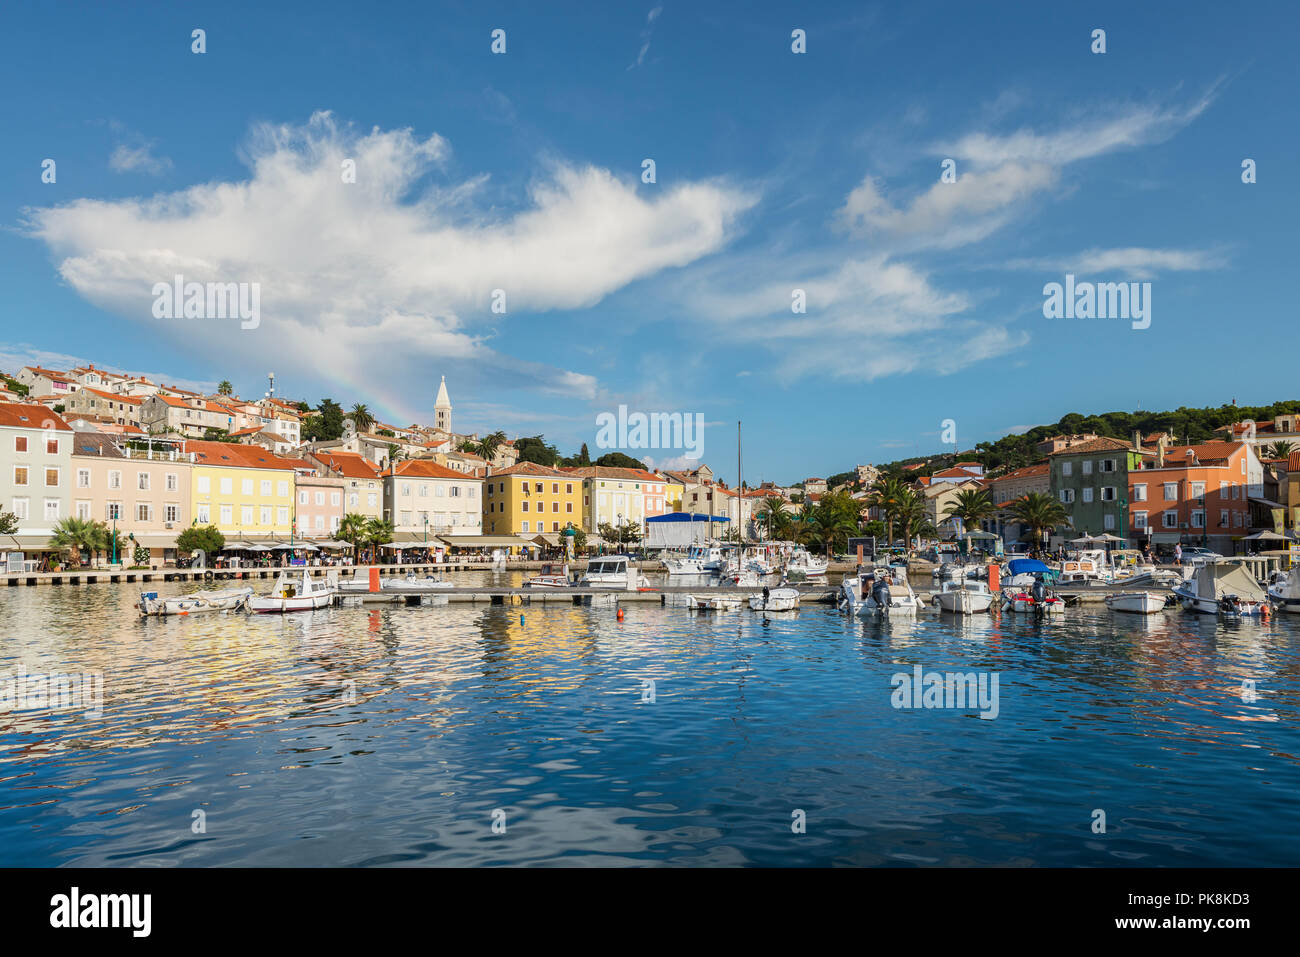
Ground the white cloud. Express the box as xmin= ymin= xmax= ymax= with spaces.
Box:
xmin=109 ymin=143 xmax=172 ymax=175
xmin=629 ymin=5 xmax=665 ymax=70
xmin=838 ymin=90 xmax=1217 ymax=250
xmin=1002 ymin=246 xmax=1226 ymax=280
xmin=24 ymin=111 xmax=755 ymax=418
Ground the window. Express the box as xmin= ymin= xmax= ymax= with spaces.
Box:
xmin=1162 ymin=512 xmax=1177 ymax=528
xmin=220 ymin=477 xmax=232 ymax=494
xmin=1059 ymin=489 xmax=1074 ymax=504
xmin=418 ymin=484 xmax=428 ymax=497
xmin=257 ymin=479 xmax=269 ymax=496
xmin=314 ymin=515 xmax=324 ymax=531
xmin=331 ymin=492 xmax=340 ymax=507
xmin=565 ymin=483 xmax=573 ymax=494
xmin=1190 ymin=482 xmax=1205 ymax=501
xmin=198 ymin=476 xmax=210 ymax=493
xmin=137 ymin=503 xmax=152 ymax=522
xmin=1082 ymin=460 xmax=1092 ymax=475
xmin=566 ymin=503 xmax=573 ymax=513
xmin=13 ymin=466 xmax=27 ymax=486
xmin=521 ymin=520 xmax=530 ymax=532
xmin=14 ymin=436 xmax=27 ymax=453
xmin=76 ymin=500 xmax=91 ymax=520
xmin=1132 ymin=484 xmax=1146 ymax=502
xmin=137 ymin=472 xmax=149 ymax=490
xmin=1062 ymin=462 xmax=1072 ymax=477
xmin=109 ymin=470 xmax=122 ymax=489
xmin=1133 ymin=511 xmax=1148 ymax=529
xmin=300 ymin=490 xmax=309 ymax=505
xmin=552 ymin=502 xmax=559 ymax=512
xmin=77 ymin=469 xmax=90 ymax=488
xmin=166 ymin=473 xmax=178 ymax=492
xmin=401 ymin=483 xmax=411 ymax=497
xmin=1220 ymin=509 xmax=1229 ymax=527
xmin=1103 ymin=514 xmax=1115 ymax=530
xmin=450 ymin=486 xmax=460 ymax=497
xmin=46 ymin=438 xmax=58 ymax=455
xmin=278 ymin=481 xmax=289 ymax=497
xmin=197 ymin=504 xmax=210 ymax=523
xmin=314 ymin=491 xmax=324 ymax=506
xmin=367 ymin=493 xmax=377 ymax=507
xmin=45 ymin=468 xmax=59 ymax=487
xmin=1191 ymin=510 xmax=1205 ymax=529
xmin=44 ymin=499 xmax=60 ymax=520
xmin=552 ymin=522 xmax=560 ymax=532
xmin=241 ymin=479 xmax=254 ymax=495
xmin=166 ymin=504 xmax=179 ymax=523
xmin=1101 ymin=487 xmax=1116 ymax=502
xmin=435 ymin=485 xmax=445 ymax=497
xmin=348 ymin=493 xmax=357 ymax=507
xmin=1082 ymin=488 xmax=1093 ymax=503
xmin=220 ymin=505 xmax=233 ymax=524
xmin=552 ymin=483 xmax=559 ymax=494
xmin=1100 ymin=459 xmax=1116 ymax=473
xmin=400 ymin=510 xmax=412 ymax=525
xmin=261 ymin=506 xmax=272 ymax=525
xmin=467 ymin=486 xmax=475 ymax=499
xmin=11 ymin=498 xmax=28 ymax=519
xmin=241 ymin=506 xmax=255 ymax=525
xmin=521 ymin=501 xmax=529 ymax=512
xmin=1163 ymin=483 xmax=1177 ymax=501
xmin=277 ymin=507 xmax=289 ymax=524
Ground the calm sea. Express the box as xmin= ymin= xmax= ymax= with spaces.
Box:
xmin=2 ymin=572 xmax=1298 ymax=866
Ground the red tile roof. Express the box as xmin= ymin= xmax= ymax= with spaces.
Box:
xmin=490 ymin=462 xmax=573 ymax=478
xmin=1044 ymin=436 xmax=1132 ymax=456
xmin=390 ymin=459 xmax=472 ymax=480
xmin=0 ymin=403 xmax=72 ymax=432
xmin=315 ymin=450 xmax=380 ymax=479
xmin=182 ymin=440 xmax=300 ymax=470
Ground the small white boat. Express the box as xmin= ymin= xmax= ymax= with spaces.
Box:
xmin=1001 ymin=588 xmax=1066 ymax=614
xmin=138 ymin=586 xmax=252 ymax=617
xmin=749 ymin=586 xmax=800 ymax=612
xmin=785 ymin=549 xmax=827 ymax=577
xmin=688 ymin=594 xmax=743 ymax=611
xmin=1174 ymin=563 xmax=1269 ymax=616
xmin=664 ymin=545 xmax=725 ymax=575
xmin=1104 ymin=591 xmax=1167 ymax=615
xmin=385 ymin=571 xmax=453 ymax=591
xmin=934 ymin=579 xmax=994 ymax=614
xmin=524 ymin=562 xmax=571 ymax=588
xmin=839 ymin=568 xmax=919 ymax=616
xmin=579 ymin=555 xmax=651 ymax=590
xmin=729 ymin=568 xmax=762 ymax=587
xmin=1057 ymin=549 xmax=1114 ymax=585
xmin=1268 ymin=570 xmax=1300 ymax=613
xmin=249 ymin=568 xmax=336 ymax=613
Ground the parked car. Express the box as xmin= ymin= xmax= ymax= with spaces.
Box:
xmin=1180 ymin=546 xmax=1223 ymax=561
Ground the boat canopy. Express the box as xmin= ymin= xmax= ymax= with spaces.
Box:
xmin=1194 ymin=564 xmax=1265 ymax=601
xmin=1006 ymin=558 xmax=1050 ymax=575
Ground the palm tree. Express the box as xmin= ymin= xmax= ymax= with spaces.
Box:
xmin=50 ymin=517 xmax=99 ymax=566
xmin=216 ymin=380 xmax=233 ymax=396
xmin=364 ymin=517 xmax=395 ymax=562
xmin=337 ymin=513 xmax=369 ymax=565
xmin=1008 ymin=492 xmax=1071 ymax=555
xmin=869 ymin=475 xmax=909 ymax=546
xmin=457 ymin=440 xmax=481 ymax=455
xmin=1263 ymin=440 xmax=1296 ymax=459
xmin=349 ymin=403 xmax=376 ymax=434
xmin=804 ymin=491 xmax=860 ymax=557
xmin=478 ymin=430 xmax=507 ymax=465
xmin=943 ymin=488 xmax=997 ymax=536
xmin=758 ymin=495 xmax=787 ymax=540
xmin=894 ymin=488 xmax=931 ymax=550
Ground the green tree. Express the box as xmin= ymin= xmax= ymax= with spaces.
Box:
xmin=302 ymin=398 xmax=345 ymax=442
xmin=337 ymin=512 xmax=369 ymax=564
xmin=1264 ymin=440 xmax=1296 ymax=459
xmin=592 ymin=451 xmax=647 ymax=469
xmin=943 ymin=488 xmax=997 ymax=535
xmin=1008 ymin=493 xmax=1071 ymax=553
xmin=217 ymin=380 xmax=233 ymax=396
xmin=50 ymin=517 xmax=100 ymax=565
xmin=349 ymin=403 xmax=376 ymax=434
xmin=514 ymin=435 xmax=560 ymax=467
xmin=478 ymin=430 xmax=508 ymax=465
xmin=758 ymin=495 xmax=788 ymax=539
xmin=176 ymin=525 xmax=226 ymax=560
xmin=364 ymin=517 xmax=394 ymax=554
xmin=869 ymin=475 xmax=910 ymax=546
xmin=0 ymin=510 xmax=19 ymax=536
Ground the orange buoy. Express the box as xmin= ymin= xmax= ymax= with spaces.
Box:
xmin=616 ymin=608 xmax=624 ymax=621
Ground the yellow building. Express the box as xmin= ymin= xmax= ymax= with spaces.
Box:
xmin=187 ymin=440 xmax=298 ymax=539
xmin=661 ymin=473 xmax=684 ymax=512
xmin=483 ymin=462 xmax=583 ymax=542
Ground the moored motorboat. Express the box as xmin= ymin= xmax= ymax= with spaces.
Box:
xmin=749 ymin=586 xmax=800 ymax=612
xmin=1174 ymin=563 xmax=1268 ymax=616
xmin=934 ymin=579 xmax=994 ymax=614
xmin=664 ymin=545 xmax=725 ymax=575
xmin=248 ymin=568 xmax=336 ymax=613
xmin=523 ymin=562 xmax=571 ymax=588
xmin=1104 ymin=591 xmax=1167 ymax=615
xmin=688 ymin=594 xmax=743 ymax=611
xmin=579 ymin=555 xmax=651 ymax=589
xmin=138 ymin=586 xmax=252 ymax=617
xmin=1268 ymin=570 xmax=1300 ymax=613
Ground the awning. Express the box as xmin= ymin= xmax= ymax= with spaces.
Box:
xmin=532 ymin=533 xmax=562 ymax=546
xmin=1 ymin=535 xmax=56 ymax=551
xmin=130 ymin=533 xmax=178 ymax=548
xmin=310 ymin=539 xmax=351 ymax=549
xmin=438 ymin=535 xmax=534 ymax=548
xmin=1150 ymin=532 xmax=1184 ymax=544
xmin=1249 ymin=496 xmax=1286 ymax=509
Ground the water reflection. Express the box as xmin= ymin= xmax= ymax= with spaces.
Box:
xmin=1 ymin=577 xmax=1299 ymax=867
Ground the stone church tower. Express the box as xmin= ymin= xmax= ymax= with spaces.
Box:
xmin=434 ymin=376 xmax=452 ymax=433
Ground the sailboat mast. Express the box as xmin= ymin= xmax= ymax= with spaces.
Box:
xmin=737 ymin=420 xmax=743 ymax=548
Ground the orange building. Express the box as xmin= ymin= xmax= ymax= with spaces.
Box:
xmin=1129 ymin=441 xmax=1262 ymax=553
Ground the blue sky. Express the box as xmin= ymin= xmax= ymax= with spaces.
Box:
xmin=1 ymin=1 xmax=1295 ymax=483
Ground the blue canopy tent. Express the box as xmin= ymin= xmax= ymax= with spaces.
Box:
xmin=645 ymin=512 xmax=729 ymax=549
xmin=1005 ymin=558 xmax=1054 ymax=580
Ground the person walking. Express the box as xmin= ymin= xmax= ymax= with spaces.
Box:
xmin=1174 ymin=542 xmax=1182 ymax=566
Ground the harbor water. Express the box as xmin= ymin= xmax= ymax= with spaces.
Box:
xmin=2 ymin=572 xmax=1299 ymax=867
